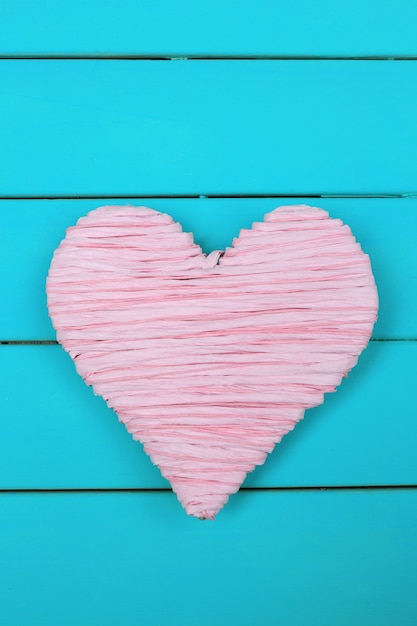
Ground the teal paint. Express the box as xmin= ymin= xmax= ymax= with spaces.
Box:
xmin=1 ymin=0 xmax=417 ymax=56
xmin=0 ymin=62 xmax=417 ymax=196
xmin=0 ymin=490 xmax=416 ymax=626
xmin=1 ymin=4 xmax=416 ymax=623
xmin=1 ymin=198 xmax=416 ymax=339
xmin=0 ymin=342 xmax=416 ymax=489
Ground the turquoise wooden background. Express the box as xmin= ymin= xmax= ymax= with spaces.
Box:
xmin=1 ymin=2 xmax=416 ymax=624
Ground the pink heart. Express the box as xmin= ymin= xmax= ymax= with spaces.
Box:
xmin=47 ymin=204 xmax=378 ymax=519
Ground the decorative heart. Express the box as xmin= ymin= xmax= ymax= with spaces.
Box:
xmin=47 ymin=204 xmax=378 ymax=519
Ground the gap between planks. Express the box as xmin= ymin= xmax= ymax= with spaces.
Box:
xmin=0 ymin=193 xmax=416 ymax=200
xmin=0 ymin=55 xmax=417 ymax=61
xmin=0 ymin=485 xmax=416 ymax=494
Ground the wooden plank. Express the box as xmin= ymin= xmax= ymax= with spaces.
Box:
xmin=1 ymin=1 xmax=417 ymax=57
xmin=0 ymin=490 xmax=416 ymax=625
xmin=1 ymin=198 xmax=415 ymax=340
xmin=0 ymin=342 xmax=415 ymax=488
xmin=0 ymin=61 xmax=416 ymax=196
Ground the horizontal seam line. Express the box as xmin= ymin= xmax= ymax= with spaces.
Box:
xmin=0 ymin=56 xmax=416 ymax=61
xmin=1 ymin=486 xmax=416 ymax=494
xmin=0 ymin=194 xmax=416 ymax=200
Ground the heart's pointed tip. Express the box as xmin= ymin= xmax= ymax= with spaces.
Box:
xmin=190 ymin=511 xmax=217 ymax=522
xmin=182 ymin=498 xmax=226 ymax=521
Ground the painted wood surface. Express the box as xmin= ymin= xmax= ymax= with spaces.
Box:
xmin=0 ymin=490 xmax=416 ymax=626
xmin=1 ymin=61 xmax=417 ymax=196
xmin=1 ymin=0 xmax=417 ymax=57
xmin=1 ymin=342 xmax=416 ymax=489
xmin=1 ymin=2 xmax=416 ymax=624
xmin=1 ymin=198 xmax=416 ymax=340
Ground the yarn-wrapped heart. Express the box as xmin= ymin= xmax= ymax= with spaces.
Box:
xmin=46 ymin=204 xmax=378 ymax=519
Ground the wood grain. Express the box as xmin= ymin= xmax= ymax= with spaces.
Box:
xmin=1 ymin=5 xmax=416 ymax=620
xmin=1 ymin=0 xmax=417 ymax=57
xmin=1 ymin=198 xmax=415 ymax=340
xmin=0 ymin=490 xmax=416 ymax=626
xmin=1 ymin=61 xmax=417 ymax=196
xmin=1 ymin=341 xmax=415 ymax=489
